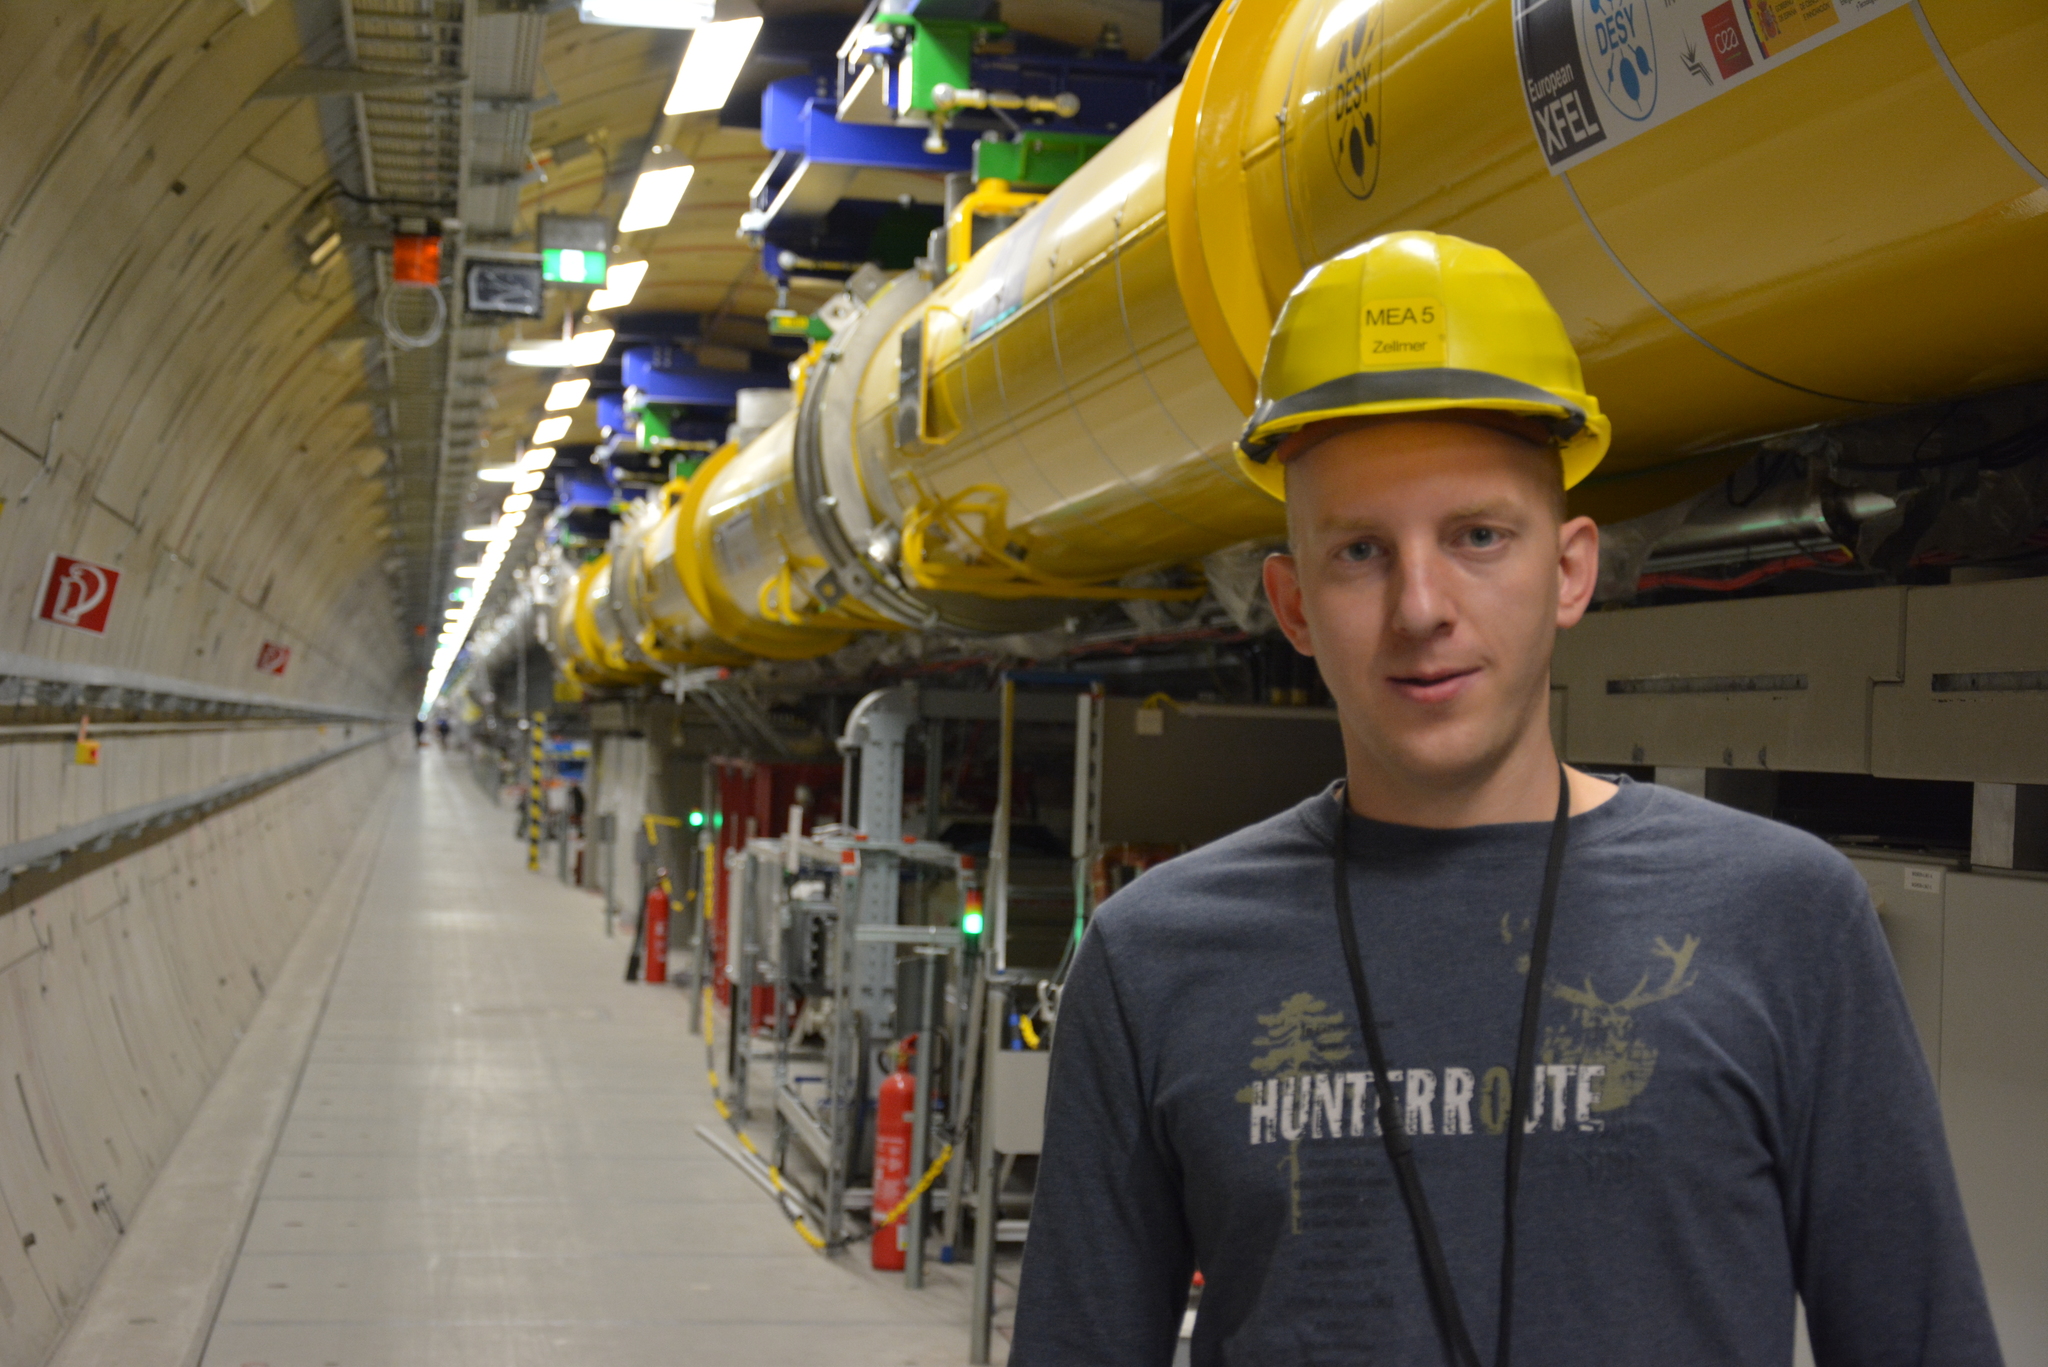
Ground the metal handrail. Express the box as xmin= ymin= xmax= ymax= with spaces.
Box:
xmin=0 ymin=729 xmax=396 ymax=892
xmin=0 ymin=649 xmax=398 ymax=724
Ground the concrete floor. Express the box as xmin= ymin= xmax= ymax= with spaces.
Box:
xmin=195 ymin=749 xmax=997 ymax=1367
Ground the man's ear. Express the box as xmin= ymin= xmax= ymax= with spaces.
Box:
xmin=1263 ymin=552 xmax=1316 ymax=657
xmin=1555 ymin=514 xmax=1600 ymax=630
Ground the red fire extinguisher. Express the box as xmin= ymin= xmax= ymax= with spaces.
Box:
xmin=871 ymin=1037 xmax=917 ymax=1270
xmin=642 ymin=884 xmax=670 ymax=984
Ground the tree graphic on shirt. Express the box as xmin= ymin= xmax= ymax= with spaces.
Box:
xmin=1240 ymin=992 xmax=1351 ymax=1234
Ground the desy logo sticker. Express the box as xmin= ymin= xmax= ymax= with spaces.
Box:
xmin=255 ymin=641 xmax=291 ymax=676
xmin=1322 ymin=0 xmax=1384 ymax=200
xmin=35 ymin=554 xmax=120 ymax=635
xmin=1580 ymin=0 xmax=1657 ymax=122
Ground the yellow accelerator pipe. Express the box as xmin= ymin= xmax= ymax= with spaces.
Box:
xmin=1169 ymin=0 xmax=2048 ymax=522
xmin=618 ymin=486 xmax=751 ymax=668
xmin=567 ymin=553 xmax=660 ymax=687
xmin=589 ymin=0 xmax=2047 ymax=670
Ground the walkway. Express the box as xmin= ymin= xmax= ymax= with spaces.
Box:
xmin=198 ymin=749 xmax=992 ymax=1366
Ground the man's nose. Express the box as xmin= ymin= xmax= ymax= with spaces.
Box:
xmin=1388 ymin=546 xmax=1455 ymax=640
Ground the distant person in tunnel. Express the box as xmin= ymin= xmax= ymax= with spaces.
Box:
xmin=412 ymin=717 xmax=425 ymax=747
xmin=1012 ymin=234 xmax=1998 ymax=1366
xmin=435 ymin=716 xmax=451 ymax=748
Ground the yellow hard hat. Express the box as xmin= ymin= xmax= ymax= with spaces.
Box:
xmin=1235 ymin=231 xmax=1609 ymax=501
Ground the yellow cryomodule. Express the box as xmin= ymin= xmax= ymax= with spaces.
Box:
xmin=567 ymin=0 xmax=2048 ymax=673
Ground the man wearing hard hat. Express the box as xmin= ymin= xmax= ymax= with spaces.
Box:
xmin=1013 ymin=234 xmax=1998 ymax=1364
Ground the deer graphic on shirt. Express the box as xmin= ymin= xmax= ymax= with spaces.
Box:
xmin=1542 ymin=933 xmax=1702 ymax=1114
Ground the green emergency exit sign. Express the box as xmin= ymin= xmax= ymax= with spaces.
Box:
xmin=542 ymin=248 xmax=607 ymax=284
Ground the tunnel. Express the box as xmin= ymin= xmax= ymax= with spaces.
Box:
xmin=2 ymin=1 xmax=2045 ymax=1363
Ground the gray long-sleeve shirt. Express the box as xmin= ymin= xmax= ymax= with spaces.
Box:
xmin=1012 ymin=779 xmax=2000 ymax=1365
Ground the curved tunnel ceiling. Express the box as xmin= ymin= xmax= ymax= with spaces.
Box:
xmin=0 ymin=0 xmax=972 ymax=700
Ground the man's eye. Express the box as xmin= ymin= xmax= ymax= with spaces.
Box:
xmin=1338 ymin=540 xmax=1380 ymax=562
xmin=1461 ymin=527 xmax=1506 ymax=549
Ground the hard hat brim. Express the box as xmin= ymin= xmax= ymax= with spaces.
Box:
xmin=1232 ymin=366 xmax=1610 ymax=502
xmin=1239 ymin=366 xmax=1590 ymax=460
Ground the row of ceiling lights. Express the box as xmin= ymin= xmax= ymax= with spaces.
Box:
xmin=419 ymin=446 xmax=560 ymax=711
xmin=416 ymin=16 xmax=764 ymax=715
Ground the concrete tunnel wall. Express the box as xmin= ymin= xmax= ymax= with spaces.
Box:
xmin=0 ymin=738 xmax=400 ymax=1365
xmin=0 ymin=4 xmax=417 ymax=1362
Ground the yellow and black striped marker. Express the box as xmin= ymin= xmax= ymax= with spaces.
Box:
xmin=526 ymin=710 xmax=544 ymax=872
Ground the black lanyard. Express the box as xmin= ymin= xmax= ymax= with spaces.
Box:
xmin=1331 ymin=767 xmax=1571 ymax=1367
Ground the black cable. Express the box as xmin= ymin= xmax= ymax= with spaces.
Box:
xmin=1332 ymin=769 xmax=1571 ymax=1367
xmin=1835 ymin=414 xmax=2046 ymax=474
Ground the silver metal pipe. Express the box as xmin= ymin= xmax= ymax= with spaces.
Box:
xmin=1642 ymin=485 xmax=1895 ymax=574
xmin=1638 ymin=483 xmax=1892 ymax=573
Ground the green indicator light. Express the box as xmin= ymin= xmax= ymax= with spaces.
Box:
xmin=713 ymin=812 xmax=724 ymax=829
xmin=962 ymin=911 xmax=984 ymax=936
xmin=687 ymin=810 xmax=706 ymax=828
xmin=542 ymin=248 xmax=607 ymax=284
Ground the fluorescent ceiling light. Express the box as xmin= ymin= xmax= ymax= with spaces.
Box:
xmin=478 ymin=465 xmax=522 ymax=482
xmin=566 ymin=328 xmax=615 ymax=367
xmin=505 ymin=339 xmax=581 ymax=367
xmin=520 ymin=447 xmax=558 ymax=470
xmin=533 ymin=415 xmax=572 ymax=444
xmin=546 ymin=378 xmax=591 ymax=411
xmin=503 ymin=493 xmax=534 ymax=513
xmin=502 ymin=510 xmax=528 ymax=528
xmin=665 ymin=18 xmax=762 ymax=115
xmin=577 ymin=0 xmax=715 ymax=27
xmin=455 ymin=566 xmax=480 ymax=578
xmin=511 ymin=471 xmax=545 ymax=494
xmin=588 ymin=260 xmax=648 ymax=310
xmin=618 ymin=166 xmax=695 ymax=232
xmin=461 ymin=526 xmax=500 ymax=541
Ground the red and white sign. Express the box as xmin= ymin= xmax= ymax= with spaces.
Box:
xmin=1701 ymin=2 xmax=1754 ymax=79
xmin=35 ymin=554 xmax=120 ymax=635
xmin=255 ymin=641 xmax=292 ymax=676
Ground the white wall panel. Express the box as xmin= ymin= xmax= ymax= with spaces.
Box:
xmin=1940 ymin=871 xmax=2048 ymax=1364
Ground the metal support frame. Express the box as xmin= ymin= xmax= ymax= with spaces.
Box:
xmin=905 ymin=943 xmax=942 ymax=1287
xmin=968 ymin=975 xmax=1006 ymax=1363
xmin=988 ymin=677 xmax=1015 ymax=973
xmin=1067 ymin=684 xmax=1105 ymax=965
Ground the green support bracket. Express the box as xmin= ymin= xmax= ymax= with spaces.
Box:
xmin=768 ymin=309 xmax=833 ymax=341
xmin=876 ymin=4 xmax=1007 ymax=115
xmin=972 ymin=131 xmax=1114 ymax=190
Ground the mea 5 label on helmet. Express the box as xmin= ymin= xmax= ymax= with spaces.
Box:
xmin=1360 ymin=298 xmax=1445 ymax=367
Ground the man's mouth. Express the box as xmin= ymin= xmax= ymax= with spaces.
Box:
xmin=1386 ymin=667 xmax=1480 ymax=704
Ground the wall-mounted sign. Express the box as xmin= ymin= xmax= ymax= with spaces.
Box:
xmin=36 ymin=554 xmax=120 ymax=635
xmin=256 ymin=641 xmax=292 ymax=676
xmin=538 ymin=214 xmax=610 ymax=285
xmin=465 ymin=260 xmax=545 ymax=318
